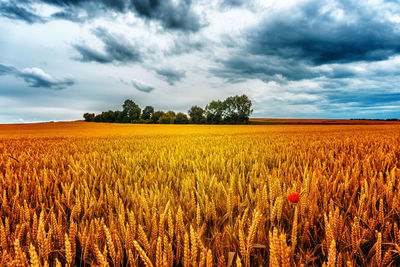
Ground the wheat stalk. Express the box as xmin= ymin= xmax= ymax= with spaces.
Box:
xmin=134 ymin=240 xmax=154 ymax=267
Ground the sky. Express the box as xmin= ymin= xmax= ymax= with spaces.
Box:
xmin=1 ymin=0 xmax=400 ymax=123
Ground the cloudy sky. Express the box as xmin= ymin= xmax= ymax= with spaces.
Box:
xmin=1 ymin=0 xmax=400 ymax=123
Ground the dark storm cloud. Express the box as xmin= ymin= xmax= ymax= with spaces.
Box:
xmin=326 ymin=68 xmax=356 ymax=79
xmin=73 ymin=27 xmax=142 ymax=64
xmin=131 ymin=80 xmax=154 ymax=93
xmin=130 ymin=0 xmax=201 ymax=31
xmin=1 ymin=0 xmax=201 ymax=31
xmin=0 ymin=64 xmax=17 ymax=75
xmin=249 ymin=3 xmax=400 ymax=64
xmin=217 ymin=0 xmax=400 ymax=82
xmin=40 ymin=0 xmax=125 ymax=12
xmin=51 ymin=10 xmax=85 ymax=22
xmin=73 ymin=45 xmax=111 ymax=63
xmin=18 ymin=68 xmax=75 ymax=89
xmin=155 ymin=68 xmax=185 ymax=85
xmin=164 ymin=36 xmax=205 ymax=56
xmin=323 ymin=91 xmax=400 ymax=106
xmin=220 ymin=0 xmax=247 ymax=7
xmin=215 ymin=55 xmax=322 ymax=83
xmin=0 ymin=2 xmax=45 ymax=24
xmin=320 ymin=79 xmax=350 ymax=90
xmin=0 ymin=64 xmax=75 ymax=89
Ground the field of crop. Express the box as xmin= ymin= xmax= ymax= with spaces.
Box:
xmin=250 ymin=118 xmax=400 ymax=125
xmin=1 ymin=122 xmax=400 ymax=266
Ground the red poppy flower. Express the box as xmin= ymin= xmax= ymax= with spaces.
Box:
xmin=288 ymin=193 xmax=300 ymax=203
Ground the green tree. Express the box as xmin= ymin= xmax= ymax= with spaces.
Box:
xmin=152 ymin=111 xmax=165 ymax=123
xmin=83 ymin=113 xmax=95 ymax=122
xmin=223 ymin=94 xmax=253 ymax=124
xmin=93 ymin=114 xmax=102 ymax=122
xmin=158 ymin=113 xmax=175 ymax=124
xmin=188 ymin=105 xmax=205 ymax=124
xmin=205 ymin=100 xmax=225 ymax=124
xmin=122 ymin=99 xmax=141 ymax=122
xmin=102 ymin=110 xmax=117 ymax=123
xmin=175 ymin=112 xmax=189 ymax=124
xmin=114 ymin=111 xmax=123 ymax=123
xmin=142 ymin=106 xmax=154 ymax=120
xmin=166 ymin=110 xmax=176 ymax=118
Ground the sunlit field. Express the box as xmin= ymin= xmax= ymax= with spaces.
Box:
xmin=1 ymin=122 xmax=400 ymax=266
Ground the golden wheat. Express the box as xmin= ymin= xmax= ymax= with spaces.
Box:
xmin=0 ymin=122 xmax=399 ymax=266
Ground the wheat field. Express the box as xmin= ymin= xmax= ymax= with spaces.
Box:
xmin=1 ymin=122 xmax=400 ymax=266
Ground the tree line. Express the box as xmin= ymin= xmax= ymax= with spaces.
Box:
xmin=83 ymin=94 xmax=253 ymax=124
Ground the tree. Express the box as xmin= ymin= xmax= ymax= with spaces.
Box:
xmin=102 ymin=110 xmax=117 ymax=123
xmin=166 ymin=110 xmax=176 ymax=118
xmin=152 ymin=111 xmax=165 ymax=123
xmin=188 ymin=106 xmax=205 ymax=124
xmin=114 ymin=110 xmax=124 ymax=123
xmin=223 ymin=94 xmax=253 ymax=124
xmin=122 ymin=99 xmax=141 ymax=122
xmin=142 ymin=106 xmax=154 ymax=120
xmin=158 ymin=113 xmax=175 ymax=124
xmin=83 ymin=94 xmax=253 ymax=125
xmin=93 ymin=114 xmax=103 ymax=122
xmin=175 ymin=112 xmax=189 ymax=124
xmin=83 ymin=113 xmax=95 ymax=122
xmin=205 ymin=100 xmax=225 ymax=124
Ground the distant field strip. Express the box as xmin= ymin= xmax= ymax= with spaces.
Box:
xmin=250 ymin=118 xmax=400 ymax=125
